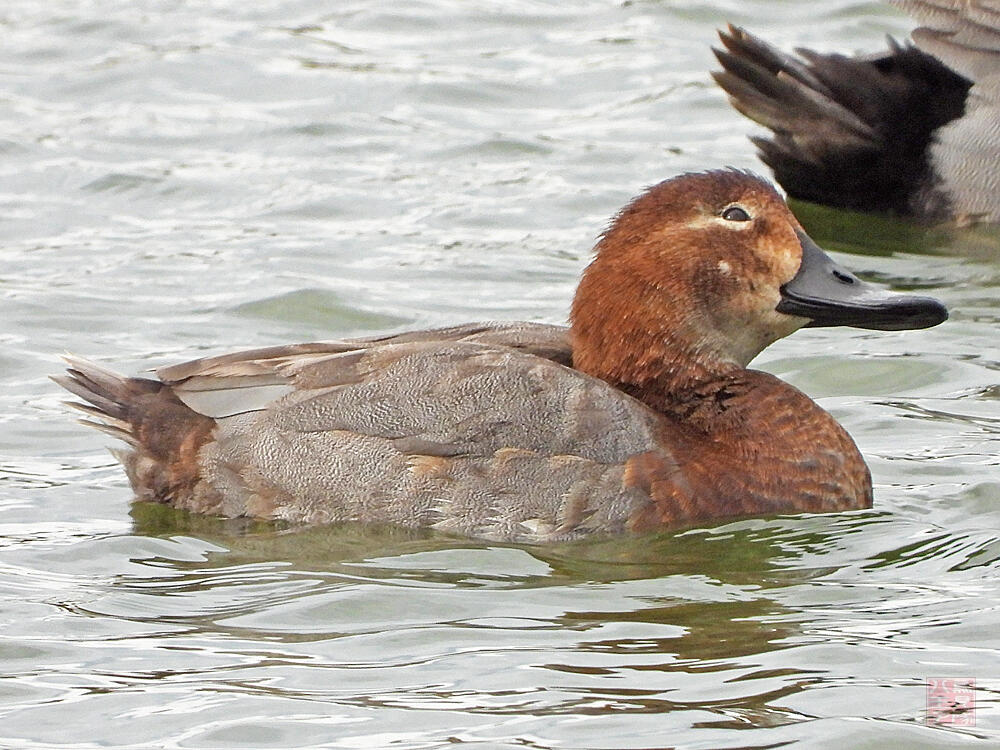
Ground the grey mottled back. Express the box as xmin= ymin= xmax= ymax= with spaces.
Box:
xmin=165 ymin=323 xmax=671 ymax=542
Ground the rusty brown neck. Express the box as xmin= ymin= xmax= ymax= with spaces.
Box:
xmin=568 ymin=240 xmax=755 ymax=409
xmin=570 ymin=280 xmax=744 ymax=421
xmin=569 ymin=256 xmax=872 ymax=520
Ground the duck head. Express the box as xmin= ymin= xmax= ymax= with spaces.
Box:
xmin=570 ymin=169 xmax=947 ymax=394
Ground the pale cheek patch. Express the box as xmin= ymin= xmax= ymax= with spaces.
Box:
xmin=730 ymin=283 xmax=783 ymax=321
xmin=717 ymin=260 xmax=732 ymax=276
xmin=721 ymin=297 xmax=807 ymax=365
xmin=757 ymin=234 xmax=801 ymax=282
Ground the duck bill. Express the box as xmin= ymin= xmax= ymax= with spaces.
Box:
xmin=776 ymin=231 xmax=948 ymax=330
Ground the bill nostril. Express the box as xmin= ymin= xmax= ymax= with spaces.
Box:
xmin=833 ymin=269 xmax=855 ymax=284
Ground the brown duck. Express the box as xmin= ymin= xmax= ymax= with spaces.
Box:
xmin=55 ymin=170 xmax=947 ymax=541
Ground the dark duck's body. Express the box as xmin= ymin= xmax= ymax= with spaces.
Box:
xmin=713 ymin=0 xmax=1000 ymax=224
xmin=56 ymin=171 xmax=946 ymax=542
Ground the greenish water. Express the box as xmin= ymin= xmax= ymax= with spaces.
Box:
xmin=2 ymin=0 xmax=999 ymax=747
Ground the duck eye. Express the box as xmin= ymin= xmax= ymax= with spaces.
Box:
xmin=722 ymin=205 xmax=751 ymax=222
